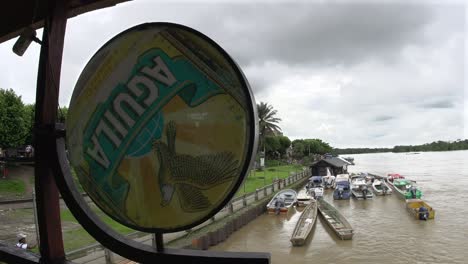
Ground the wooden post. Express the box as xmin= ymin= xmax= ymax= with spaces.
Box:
xmin=243 ymin=194 xmax=247 ymax=207
xmin=34 ymin=0 xmax=68 ymax=262
xmin=255 ymin=189 xmax=259 ymax=201
xmin=229 ymin=202 xmax=234 ymax=214
xmin=104 ymin=248 xmax=115 ymax=264
xmin=263 ymin=186 xmax=267 ymax=197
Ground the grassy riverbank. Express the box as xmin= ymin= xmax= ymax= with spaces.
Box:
xmin=63 ymin=164 xmax=304 ymax=251
xmin=236 ymin=164 xmax=303 ymax=196
xmin=1 ymin=163 xmax=304 ymax=254
xmin=59 ymin=206 xmax=134 ymax=252
xmin=0 ymin=179 xmax=25 ymax=199
xmin=12 ymin=205 xmax=135 ymax=254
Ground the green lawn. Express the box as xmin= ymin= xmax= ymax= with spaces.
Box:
xmin=19 ymin=164 xmax=304 ymax=253
xmin=0 ymin=179 xmax=25 ymax=195
xmin=60 ymin=206 xmax=135 ymax=252
xmin=60 ymin=164 xmax=304 ymax=251
xmin=236 ymin=164 xmax=304 ymax=196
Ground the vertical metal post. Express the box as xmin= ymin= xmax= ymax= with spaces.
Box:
xmin=154 ymin=233 xmax=164 ymax=252
xmin=32 ymin=190 xmax=40 ymax=246
xmin=34 ymin=0 xmax=68 ymax=262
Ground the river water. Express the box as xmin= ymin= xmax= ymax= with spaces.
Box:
xmin=211 ymin=151 xmax=468 ymax=263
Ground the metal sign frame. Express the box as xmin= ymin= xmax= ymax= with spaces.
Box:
xmin=67 ymin=22 xmax=259 ymax=233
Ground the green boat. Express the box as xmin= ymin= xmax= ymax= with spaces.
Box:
xmin=389 ymin=179 xmax=422 ymax=199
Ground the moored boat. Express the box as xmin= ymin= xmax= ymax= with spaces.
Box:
xmin=333 ymin=174 xmax=349 ymax=189
xmin=309 ymin=176 xmax=323 ymax=188
xmin=312 ymin=187 xmax=324 ymax=200
xmin=390 ymin=179 xmax=422 ymax=199
xmin=297 ymin=187 xmax=313 ymax=207
xmin=322 ymin=167 xmax=335 ymax=189
xmin=372 ymin=179 xmax=392 ymax=195
xmin=290 ymin=198 xmax=318 ymax=246
xmin=405 ymin=199 xmax=435 ymax=220
xmin=266 ymin=189 xmax=298 ymax=215
xmin=322 ymin=175 xmax=336 ymax=189
xmin=333 ymin=181 xmax=351 ymax=200
xmin=317 ymin=199 xmax=353 ymax=240
xmin=350 ymin=175 xmax=373 ymax=199
xmin=387 ymin=173 xmax=405 ymax=183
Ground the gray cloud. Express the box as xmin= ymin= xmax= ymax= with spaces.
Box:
xmin=420 ymin=100 xmax=455 ymax=109
xmin=0 ymin=0 xmax=465 ymax=148
xmin=211 ymin=2 xmax=435 ymax=67
xmin=373 ymin=115 xmax=395 ymax=122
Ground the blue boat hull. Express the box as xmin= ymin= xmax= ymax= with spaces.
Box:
xmin=333 ymin=190 xmax=351 ymax=200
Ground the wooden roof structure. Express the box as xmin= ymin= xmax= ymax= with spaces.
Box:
xmin=0 ymin=0 xmax=130 ymax=43
xmin=311 ymin=156 xmax=350 ymax=168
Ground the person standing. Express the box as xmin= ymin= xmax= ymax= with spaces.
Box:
xmin=0 ymin=161 xmax=6 ymax=179
xmin=25 ymin=145 xmax=32 ymax=158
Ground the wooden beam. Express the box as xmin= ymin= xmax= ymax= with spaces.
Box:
xmin=34 ymin=0 xmax=68 ymax=263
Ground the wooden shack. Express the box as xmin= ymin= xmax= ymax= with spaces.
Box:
xmin=310 ymin=156 xmax=352 ymax=176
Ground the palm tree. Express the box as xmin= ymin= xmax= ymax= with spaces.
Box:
xmin=257 ymin=102 xmax=282 ymax=155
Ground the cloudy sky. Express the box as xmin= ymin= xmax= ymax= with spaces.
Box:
xmin=0 ymin=0 xmax=466 ymax=148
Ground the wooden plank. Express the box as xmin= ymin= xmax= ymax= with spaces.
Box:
xmin=34 ymin=0 xmax=68 ymax=262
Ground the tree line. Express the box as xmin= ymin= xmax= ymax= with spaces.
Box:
xmin=0 ymin=88 xmax=67 ymax=149
xmin=332 ymin=139 xmax=468 ymax=154
xmin=257 ymin=102 xmax=332 ymax=161
xmin=2 ymin=87 xmax=466 ymax=158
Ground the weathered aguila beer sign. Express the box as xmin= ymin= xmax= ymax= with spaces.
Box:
xmin=67 ymin=23 xmax=257 ymax=231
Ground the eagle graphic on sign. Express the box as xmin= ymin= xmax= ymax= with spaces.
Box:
xmin=153 ymin=121 xmax=239 ymax=212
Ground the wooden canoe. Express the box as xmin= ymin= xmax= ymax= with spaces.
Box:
xmin=317 ymin=199 xmax=353 ymax=240
xmin=290 ymin=198 xmax=318 ymax=246
xmin=406 ymin=199 xmax=435 ymax=220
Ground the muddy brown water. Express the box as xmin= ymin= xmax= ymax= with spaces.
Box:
xmin=211 ymin=151 xmax=468 ymax=264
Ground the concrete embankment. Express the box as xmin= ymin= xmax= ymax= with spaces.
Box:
xmin=167 ymin=176 xmax=309 ymax=250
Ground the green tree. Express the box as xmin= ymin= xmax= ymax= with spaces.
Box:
xmin=277 ymin=136 xmax=291 ymax=157
xmin=58 ymin=106 xmax=68 ymax=123
xmin=264 ymin=136 xmax=281 ymax=158
xmin=257 ymin=102 xmax=281 ymax=152
xmin=23 ymin=104 xmax=35 ymax=145
xmin=292 ymin=139 xmax=305 ymax=159
xmin=0 ymin=88 xmax=26 ymax=148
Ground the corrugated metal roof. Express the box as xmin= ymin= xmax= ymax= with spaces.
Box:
xmin=311 ymin=157 xmax=349 ymax=168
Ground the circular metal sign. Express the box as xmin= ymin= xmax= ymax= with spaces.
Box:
xmin=67 ymin=23 xmax=257 ymax=232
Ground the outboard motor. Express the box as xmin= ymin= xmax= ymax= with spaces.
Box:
xmin=411 ymin=187 xmax=417 ymax=199
xmin=274 ymin=199 xmax=280 ymax=215
xmin=381 ymin=184 xmax=387 ymax=195
xmin=338 ymin=188 xmax=343 ymax=199
xmin=419 ymin=206 xmax=429 ymax=220
xmin=362 ymin=186 xmax=368 ymax=199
